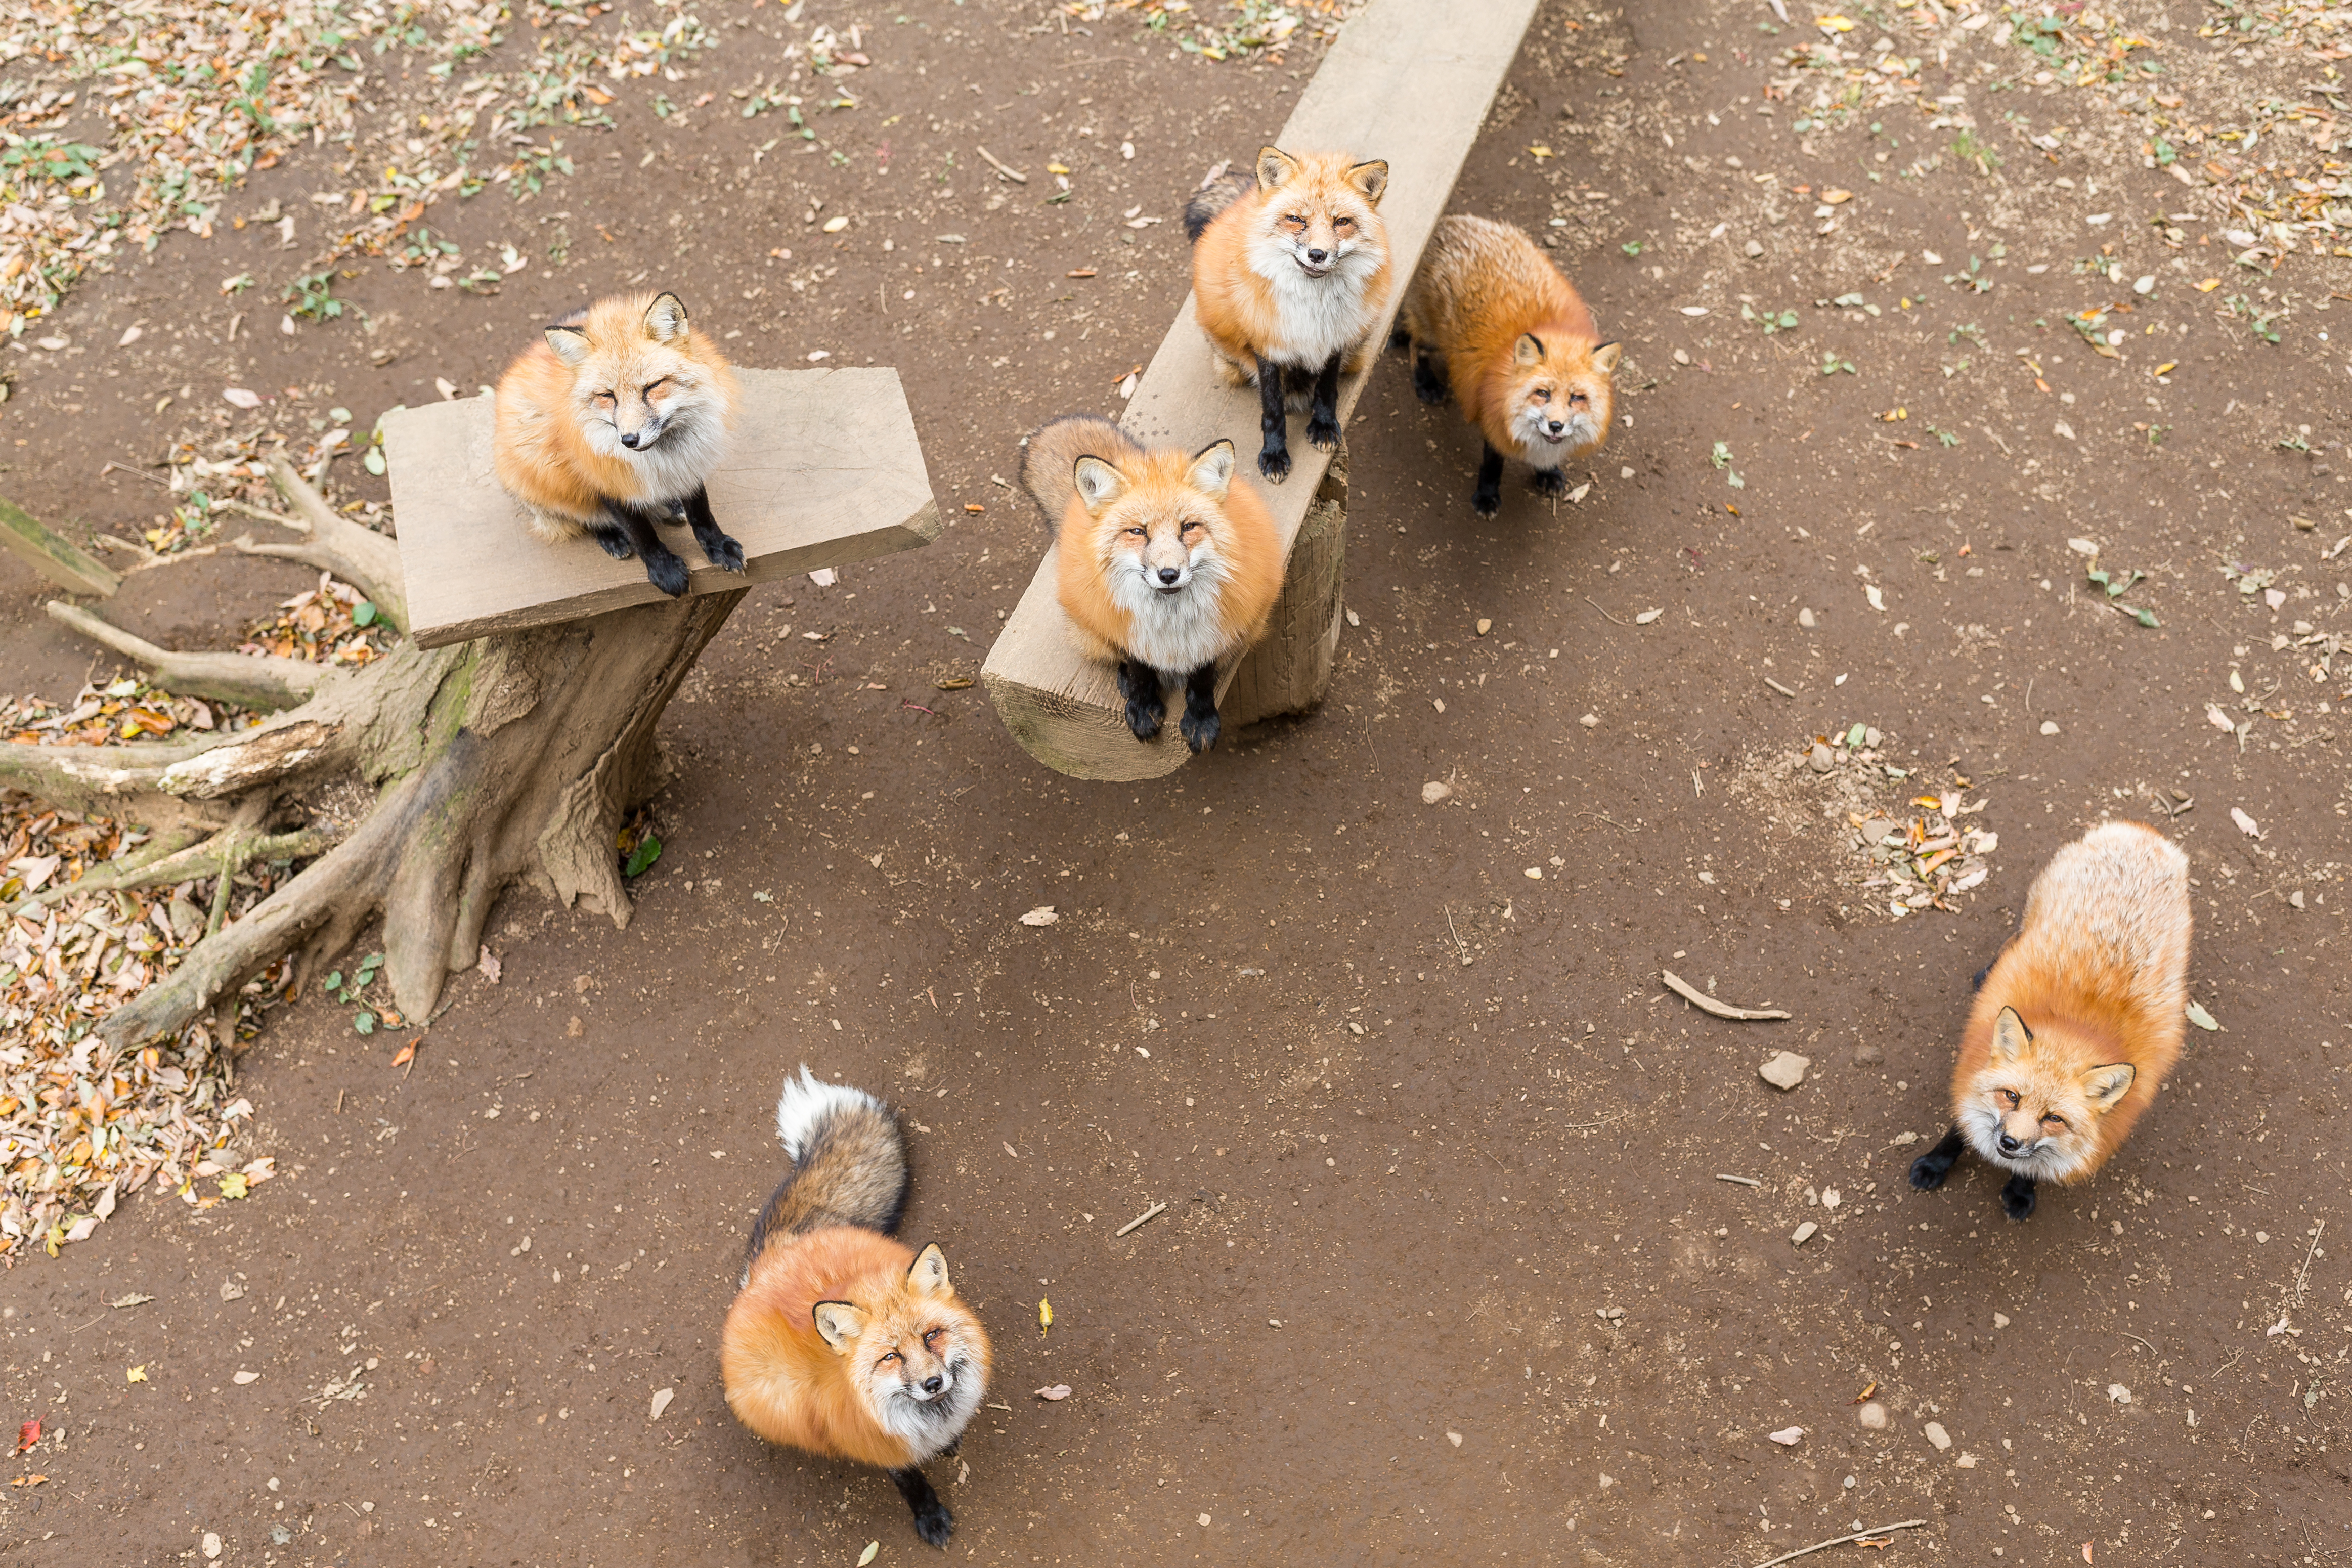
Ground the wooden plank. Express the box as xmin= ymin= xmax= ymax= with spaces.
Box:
xmin=0 ymin=492 xmax=119 ymax=597
xmin=382 ymin=366 xmax=940 ymax=649
xmin=981 ymin=0 xmax=1542 ymax=780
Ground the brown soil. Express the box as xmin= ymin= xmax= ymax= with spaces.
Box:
xmin=4 ymin=1 xmax=2347 ymax=1564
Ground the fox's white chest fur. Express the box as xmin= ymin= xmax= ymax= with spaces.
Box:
xmin=1109 ymin=548 xmax=1233 ymax=673
xmin=1246 ymin=235 xmax=1385 ymax=370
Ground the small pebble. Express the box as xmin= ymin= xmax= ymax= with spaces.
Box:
xmin=1579 ymin=713 xmax=1599 ymax=728
xmin=1791 ymin=1220 xmax=1819 ymax=1245
xmin=1807 ymin=743 xmax=1835 ymax=774
xmin=2039 ymin=720 xmax=2061 ymax=736
xmin=1744 ymin=238 xmax=1764 ymax=257
xmin=1421 ymin=780 xmax=1453 ymax=805
xmin=1923 ymin=1421 xmax=1953 ymax=1452
xmin=1798 ymin=607 xmax=1817 ymax=629
xmin=1858 ymin=1401 xmax=1889 ymax=1430
xmin=1475 ymin=618 xmax=1493 ymax=636
xmin=1759 ymin=1051 xmax=1811 ymax=1090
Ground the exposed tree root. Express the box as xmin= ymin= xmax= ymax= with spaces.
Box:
xmin=15 ymin=457 xmax=734 ymax=1054
xmin=44 ymin=602 xmax=327 ymax=710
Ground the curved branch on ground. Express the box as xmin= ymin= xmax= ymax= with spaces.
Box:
xmin=0 ymin=734 xmax=242 ymax=831
xmin=45 ymin=602 xmax=327 ymax=711
xmin=0 ymin=824 xmax=207 ymax=919
xmin=266 ymin=457 xmax=409 ymax=631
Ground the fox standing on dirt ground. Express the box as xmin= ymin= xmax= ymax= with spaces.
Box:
xmin=1022 ymin=414 xmax=1283 ymax=752
xmin=1186 ymin=145 xmax=1392 ymax=483
xmin=1909 ymin=821 xmax=2193 ymax=1221
xmin=722 ymin=1069 xmax=992 ymax=1546
xmin=1396 ymin=214 xmax=1619 ymax=516
xmin=492 ymin=290 xmax=745 ymax=598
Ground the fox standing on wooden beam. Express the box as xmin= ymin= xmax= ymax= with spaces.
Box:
xmin=1185 ymin=145 xmax=1392 ymax=483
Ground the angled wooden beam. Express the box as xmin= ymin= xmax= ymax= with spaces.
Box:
xmin=982 ymin=0 xmax=1543 ymax=781
xmin=0 ymin=491 xmax=119 ymax=597
xmin=381 ymin=367 xmax=940 ymax=649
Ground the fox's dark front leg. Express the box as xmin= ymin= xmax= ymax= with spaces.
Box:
xmin=1471 ymin=443 xmax=1507 ymax=517
xmin=1115 ymin=658 xmax=1165 ymax=743
xmin=1253 ymin=353 xmax=1292 ymax=483
xmin=587 ymin=521 xmax=638 ymax=561
xmin=1411 ymin=347 xmax=1448 ymax=405
xmin=1305 ymin=351 xmax=1343 ymax=452
xmin=1178 ymin=661 xmax=1221 ymax=754
xmin=1908 ymin=1124 xmax=1966 ymax=1191
xmin=605 ymin=501 xmax=691 ymax=597
xmin=2000 ymin=1173 xmax=2038 ymax=1222
xmin=1530 ymin=467 xmax=1567 ymax=498
xmin=683 ymin=484 xmax=745 ymax=574
xmin=888 ymin=1465 xmax=954 ymax=1548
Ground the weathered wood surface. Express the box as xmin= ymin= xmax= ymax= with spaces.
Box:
xmin=382 ymin=366 xmax=939 ymax=649
xmin=981 ymin=0 xmax=1542 ymax=781
xmin=0 ymin=491 xmax=119 ymax=597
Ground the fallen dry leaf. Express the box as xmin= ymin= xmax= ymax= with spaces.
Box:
xmin=2230 ymin=807 xmax=2261 ymax=838
xmin=1019 ymin=906 xmax=1059 ymax=927
xmin=1033 ymin=1384 xmax=1072 ymax=1401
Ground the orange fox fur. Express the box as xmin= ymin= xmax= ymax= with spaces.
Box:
xmin=1026 ymin=416 xmax=1282 ymax=672
xmin=1187 ymin=145 xmax=1390 ymax=481
xmin=1398 ymin=215 xmax=1619 ymax=511
xmin=720 ymin=1068 xmax=990 ymax=1545
xmin=1912 ymin=821 xmax=2192 ymax=1219
xmin=492 ymin=291 xmax=737 ymax=531
xmin=723 ymin=1226 xmax=989 ymax=1471
xmin=1188 ymin=147 xmax=1392 ymax=388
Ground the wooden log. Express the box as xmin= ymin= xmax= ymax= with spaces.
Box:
xmin=380 ymin=366 xmax=939 ymax=649
xmin=981 ymin=0 xmax=1543 ymax=779
xmin=0 ymin=491 xmax=120 ymax=597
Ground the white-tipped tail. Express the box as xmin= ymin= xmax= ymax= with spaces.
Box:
xmin=774 ymin=1064 xmax=887 ymax=1161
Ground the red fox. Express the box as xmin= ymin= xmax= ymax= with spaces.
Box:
xmin=1908 ymin=821 xmax=2192 ymax=1220
xmin=491 ymin=290 xmax=743 ymax=598
xmin=1021 ymin=414 xmax=1282 ymax=752
xmin=1185 ymin=145 xmax=1391 ymax=483
xmin=722 ymin=1068 xmax=992 ymax=1546
xmin=1397 ymin=214 xmax=1620 ymax=516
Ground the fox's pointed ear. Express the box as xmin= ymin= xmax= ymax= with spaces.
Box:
xmin=2080 ymin=1061 xmax=2136 ymax=1110
xmin=811 ymin=1299 xmax=866 ymax=1352
xmin=1591 ymin=340 xmax=1624 ymax=375
xmin=544 ymin=324 xmax=591 ymax=367
xmin=1072 ymin=455 xmax=1127 ymax=515
xmin=1186 ymin=439 xmax=1236 ymax=500
xmin=1254 ymin=145 xmax=1297 ymax=191
xmin=1513 ymin=332 xmax=1546 ymax=368
xmin=907 ymin=1243 xmax=953 ymax=1299
xmin=642 ymin=291 xmax=689 ymax=343
xmin=1990 ymin=1007 xmax=2033 ymax=1063
xmin=1346 ymin=159 xmax=1389 ymax=206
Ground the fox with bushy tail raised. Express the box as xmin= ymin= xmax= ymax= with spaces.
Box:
xmin=721 ymin=1068 xmax=991 ymax=1547
xmin=491 ymin=290 xmax=743 ymax=597
xmin=1908 ymin=821 xmax=2192 ymax=1221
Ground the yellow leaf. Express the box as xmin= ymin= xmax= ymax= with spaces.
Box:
xmin=1821 ymin=188 xmax=1853 ymax=204
xmin=1527 ymin=145 xmax=1554 ymax=160
xmin=1038 ymin=1297 xmax=1053 ymax=1335
xmin=2153 ymin=361 xmax=2177 ymax=377
xmin=126 ymin=1365 xmax=147 ymax=1383
xmin=2195 ymin=278 xmax=2222 ymax=291
xmin=217 ymin=1173 xmax=248 ymax=1200
xmin=1816 ymin=14 xmax=1855 ymax=29
xmin=857 ymin=1543 xmax=880 ymax=1567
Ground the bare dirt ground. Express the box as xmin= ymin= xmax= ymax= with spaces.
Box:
xmin=3 ymin=1 xmax=2349 ymax=1564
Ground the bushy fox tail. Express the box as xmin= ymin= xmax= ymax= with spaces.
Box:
xmin=742 ymin=1067 xmax=907 ymax=1280
xmin=1020 ymin=414 xmax=1143 ymax=530
xmin=1183 ymin=168 xmax=1256 ymax=243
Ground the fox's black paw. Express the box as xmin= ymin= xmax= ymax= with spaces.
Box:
xmin=1412 ymin=360 xmax=1448 ymax=405
xmin=911 ymin=1499 xmax=954 ymax=1548
xmin=1471 ymin=485 xmax=1501 ymax=519
xmin=1258 ymin=443 xmax=1292 ymax=484
xmin=1388 ymin=325 xmax=1413 ymax=351
xmin=2000 ymin=1175 xmax=2038 ymax=1221
xmin=644 ymin=552 xmax=692 ymax=598
xmin=594 ymin=530 xmax=636 ymax=561
xmin=1180 ymin=706 xmax=1221 ymax=754
xmin=1305 ymin=414 xmax=1342 ymax=453
xmin=1908 ymin=1154 xmax=1951 ymax=1191
xmin=1124 ymin=699 xmax=1164 ymax=743
xmin=703 ymin=531 xmax=747 ymax=574
xmin=1531 ymin=468 xmax=1567 ymax=498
